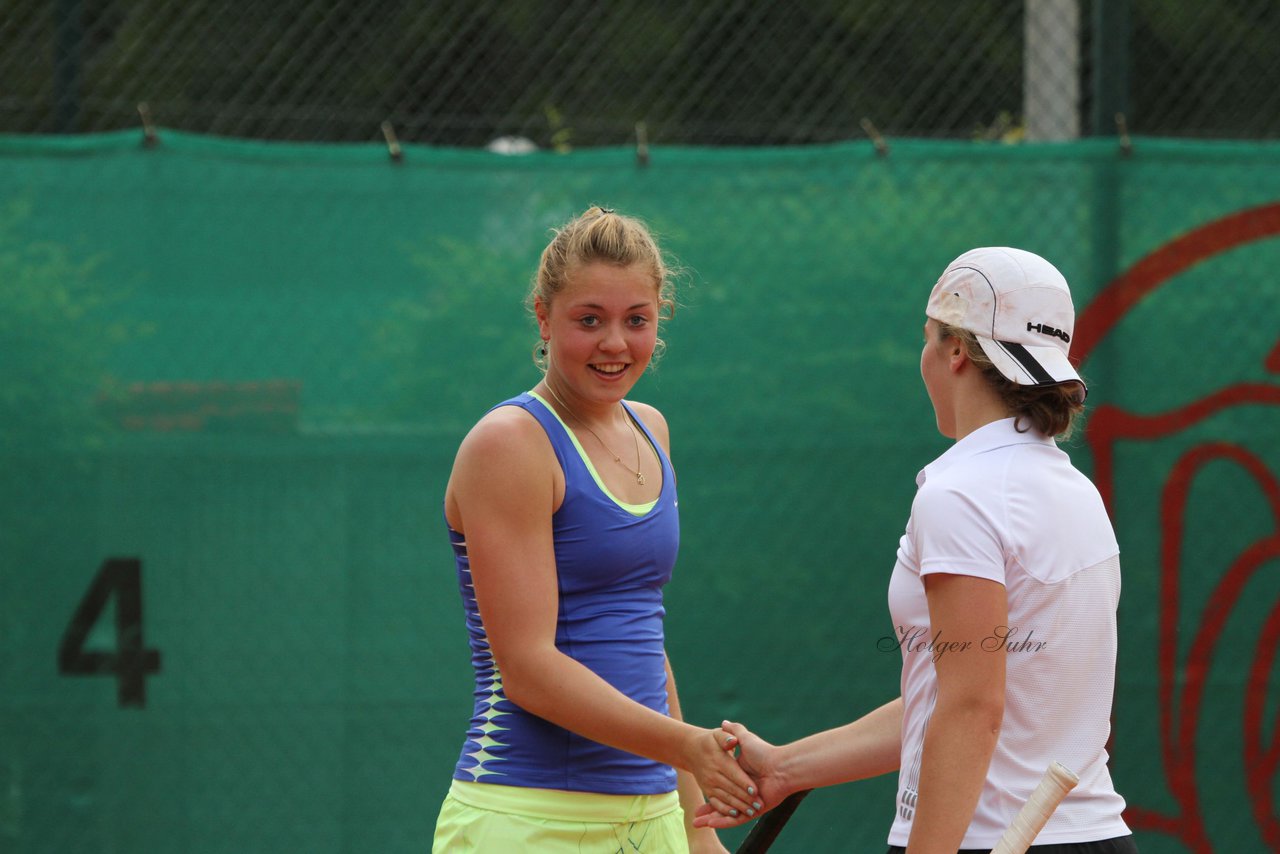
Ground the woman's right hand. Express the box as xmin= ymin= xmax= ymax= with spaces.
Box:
xmin=681 ymin=726 xmax=763 ymax=820
xmin=693 ymin=721 xmax=788 ymax=829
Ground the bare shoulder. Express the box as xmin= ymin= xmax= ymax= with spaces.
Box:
xmin=454 ymin=404 xmax=552 ymax=473
xmin=625 ymin=400 xmax=671 ymax=453
xmin=446 ymin=403 xmax=559 ymax=532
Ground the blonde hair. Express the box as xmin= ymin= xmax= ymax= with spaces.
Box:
xmin=936 ymin=322 xmax=1086 ymax=438
xmin=529 ymin=206 xmax=676 ymax=370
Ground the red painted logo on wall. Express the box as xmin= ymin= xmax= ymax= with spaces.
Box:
xmin=1075 ymin=202 xmax=1280 ymax=853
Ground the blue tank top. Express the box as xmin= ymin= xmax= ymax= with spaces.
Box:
xmin=448 ymin=391 xmax=680 ymax=794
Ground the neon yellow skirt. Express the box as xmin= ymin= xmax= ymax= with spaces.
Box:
xmin=431 ymin=779 xmax=688 ymax=853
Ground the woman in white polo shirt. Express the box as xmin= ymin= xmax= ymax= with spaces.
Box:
xmin=695 ymin=247 xmax=1137 ymax=853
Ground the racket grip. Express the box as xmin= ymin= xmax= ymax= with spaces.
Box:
xmin=735 ymin=789 xmax=812 ymax=854
xmin=990 ymin=762 xmax=1080 ymax=854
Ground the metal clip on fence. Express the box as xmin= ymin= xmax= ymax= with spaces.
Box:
xmin=1115 ymin=113 xmax=1132 ymax=157
xmin=138 ymin=102 xmax=159 ymax=148
xmin=860 ymin=117 xmax=889 ymax=157
xmin=381 ymin=120 xmax=403 ymax=164
xmin=635 ymin=121 xmax=650 ymax=169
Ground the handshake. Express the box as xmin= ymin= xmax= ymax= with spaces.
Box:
xmin=690 ymin=721 xmax=788 ymax=830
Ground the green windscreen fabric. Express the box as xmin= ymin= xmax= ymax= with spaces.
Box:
xmin=2 ymin=131 xmax=1278 ymax=853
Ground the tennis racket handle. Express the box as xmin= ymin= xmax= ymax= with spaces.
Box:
xmin=990 ymin=762 xmax=1080 ymax=854
xmin=734 ymin=789 xmax=813 ymax=854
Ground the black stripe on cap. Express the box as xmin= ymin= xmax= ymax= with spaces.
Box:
xmin=997 ymin=341 xmax=1055 ymax=384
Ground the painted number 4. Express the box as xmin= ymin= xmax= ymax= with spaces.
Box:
xmin=57 ymin=558 xmax=162 ymax=707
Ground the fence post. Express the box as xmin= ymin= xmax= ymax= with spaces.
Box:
xmin=1024 ymin=0 xmax=1081 ymax=141
xmin=1087 ymin=0 xmax=1130 ymax=389
xmin=53 ymin=0 xmax=84 ymax=133
xmin=1091 ymin=0 xmax=1131 ymax=135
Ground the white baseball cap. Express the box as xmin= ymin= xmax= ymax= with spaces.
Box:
xmin=926 ymin=246 xmax=1086 ymax=401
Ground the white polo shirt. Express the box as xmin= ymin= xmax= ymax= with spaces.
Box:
xmin=886 ymin=418 xmax=1130 ymax=848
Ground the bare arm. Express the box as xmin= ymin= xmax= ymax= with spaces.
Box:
xmin=449 ymin=408 xmax=756 ymax=813
xmin=905 ymin=573 xmax=1006 ymax=854
xmin=771 ymin=696 xmax=904 ymax=792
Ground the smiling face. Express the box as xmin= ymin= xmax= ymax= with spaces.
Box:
xmin=536 ymin=261 xmax=660 ymax=406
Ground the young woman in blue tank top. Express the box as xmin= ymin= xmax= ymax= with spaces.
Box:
xmin=432 ymin=207 xmax=759 ymax=853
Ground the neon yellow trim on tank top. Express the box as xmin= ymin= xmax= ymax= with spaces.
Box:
xmin=529 ymin=391 xmax=659 ymax=517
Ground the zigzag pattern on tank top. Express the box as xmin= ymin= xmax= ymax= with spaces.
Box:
xmin=453 ymin=538 xmax=510 ymax=781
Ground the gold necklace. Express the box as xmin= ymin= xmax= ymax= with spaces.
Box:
xmin=542 ymin=383 xmax=646 ymax=485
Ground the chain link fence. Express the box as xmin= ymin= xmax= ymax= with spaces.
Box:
xmin=4 ymin=0 xmax=1278 ymax=146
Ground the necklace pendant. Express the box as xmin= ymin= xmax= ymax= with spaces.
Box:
xmin=636 ymin=472 xmax=646 ymax=485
